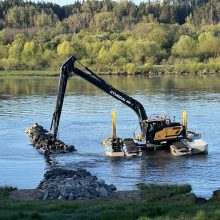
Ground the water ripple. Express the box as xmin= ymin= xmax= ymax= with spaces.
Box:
xmin=0 ymin=76 xmax=220 ymax=197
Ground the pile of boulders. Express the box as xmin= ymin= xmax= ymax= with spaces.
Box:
xmin=25 ymin=123 xmax=76 ymax=154
xmin=37 ymin=168 xmax=117 ymax=200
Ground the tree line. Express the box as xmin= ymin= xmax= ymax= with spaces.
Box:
xmin=0 ymin=0 xmax=219 ymax=30
xmin=0 ymin=0 xmax=219 ymax=73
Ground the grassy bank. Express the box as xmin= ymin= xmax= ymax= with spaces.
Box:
xmin=0 ymin=69 xmax=58 ymax=77
xmin=0 ymin=63 xmax=220 ymax=77
xmin=1 ymin=184 xmax=220 ymax=220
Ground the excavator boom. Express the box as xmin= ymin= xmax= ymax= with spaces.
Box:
xmin=50 ymin=56 xmax=148 ymax=139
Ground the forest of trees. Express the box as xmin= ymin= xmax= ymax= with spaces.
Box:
xmin=0 ymin=0 xmax=220 ymax=73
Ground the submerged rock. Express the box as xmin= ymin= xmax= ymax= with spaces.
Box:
xmin=37 ymin=168 xmax=117 ymax=200
xmin=25 ymin=123 xmax=76 ymax=154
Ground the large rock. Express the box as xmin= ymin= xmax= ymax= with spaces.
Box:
xmin=25 ymin=123 xmax=76 ymax=154
xmin=95 ymin=186 xmax=108 ymax=197
xmin=37 ymin=168 xmax=117 ymax=200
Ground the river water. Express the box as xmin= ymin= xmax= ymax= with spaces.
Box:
xmin=0 ymin=75 xmax=220 ymax=198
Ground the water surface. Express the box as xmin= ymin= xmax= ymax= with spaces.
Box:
xmin=0 ymin=75 xmax=220 ymax=198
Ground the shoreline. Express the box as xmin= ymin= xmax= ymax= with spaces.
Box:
xmin=7 ymin=188 xmax=215 ymax=202
xmin=8 ymin=185 xmax=218 ymax=202
xmin=1 ymin=184 xmax=220 ymax=219
xmin=0 ymin=66 xmax=220 ymax=78
xmin=9 ymin=188 xmax=143 ymax=201
xmin=5 ymin=183 xmax=220 ymax=202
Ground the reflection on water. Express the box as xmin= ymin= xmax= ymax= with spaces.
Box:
xmin=0 ymin=75 xmax=220 ymax=198
xmin=1 ymin=75 xmax=220 ymax=97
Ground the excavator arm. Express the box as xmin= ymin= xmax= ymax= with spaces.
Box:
xmin=50 ymin=56 xmax=148 ymax=139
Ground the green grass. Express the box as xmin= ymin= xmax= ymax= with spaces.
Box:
xmin=0 ymin=69 xmax=59 ymax=77
xmin=1 ymin=185 xmax=220 ymax=220
xmin=137 ymin=183 xmax=192 ymax=201
xmin=174 ymin=62 xmax=220 ymax=74
xmin=0 ymin=63 xmax=219 ymax=77
xmin=0 ymin=186 xmax=16 ymax=198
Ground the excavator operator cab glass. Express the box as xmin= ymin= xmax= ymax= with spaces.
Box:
xmin=165 ymin=119 xmax=171 ymax=126
xmin=147 ymin=121 xmax=165 ymax=134
xmin=146 ymin=120 xmax=165 ymax=142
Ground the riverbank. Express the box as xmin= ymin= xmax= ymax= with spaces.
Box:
xmin=0 ymin=69 xmax=58 ymax=77
xmin=1 ymin=184 xmax=220 ymax=220
xmin=1 ymin=64 xmax=220 ymax=77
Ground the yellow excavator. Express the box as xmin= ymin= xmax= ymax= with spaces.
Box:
xmin=50 ymin=56 xmax=207 ymax=157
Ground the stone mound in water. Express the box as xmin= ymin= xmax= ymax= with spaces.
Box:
xmin=25 ymin=123 xmax=76 ymax=154
xmin=37 ymin=168 xmax=117 ymax=200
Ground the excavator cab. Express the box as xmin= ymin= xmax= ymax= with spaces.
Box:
xmin=145 ymin=118 xmax=185 ymax=145
xmin=146 ymin=119 xmax=165 ymax=142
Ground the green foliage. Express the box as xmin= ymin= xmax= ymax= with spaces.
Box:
xmin=0 ymin=186 xmax=16 ymax=198
xmin=110 ymin=41 xmax=126 ymax=59
xmin=5 ymin=5 xmax=58 ymax=28
xmin=0 ymin=184 xmax=220 ymax=220
xmin=137 ymin=63 xmax=153 ymax=73
xmin=137 ymin=183 xmax=192 ymax=201
xmin=197 ymin=32 xmax=220 ymax=60
xmin=98 ymin=46 xmax=113 ymax=64
xmin=124 ymin=63 xmax=137 ymax=74
xmin=0 ymin=0 xmax=219 ymax=31
xmin=193 ymin=210 xmax=207 ymax=220
xmin=172 ymin=35 xmax=197 ymax=58
xmin=1 ymin=58 xmax=21 ymax=70
xmin=57 ymin=40 xmax=74 ymax=58
xmin=35 ymin=12 xmax=58 ymax=27
xmin=174 ymin=60 xmax=220 ymax=73
xmin=0 ymin=0 xmax=219 ymax=73
xmin=0 ymin=45 xmax=8 ymax=58
xmin=23 ymin=41 xmax=35 ymax=55
xmin=90 ymin=12 xmax=120 ymax=33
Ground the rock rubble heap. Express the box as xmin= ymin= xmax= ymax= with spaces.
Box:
xmin=25 ymin=123 xmax=76 ymax=154
xmin=37 ymin=168 xmax=117 ymax=200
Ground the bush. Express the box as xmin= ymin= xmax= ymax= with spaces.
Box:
xmin=0 ymin=186 xmax=16 ymax=198
xmin=124 ymin=63 xmax=137 ymax=74
xmin=137 ymin=63 xmax=153 ymax=73
xmin=1 ymin=58 xmax=22 ymax=70
xmin=174 ymin=60 xmax=220 ymax=73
